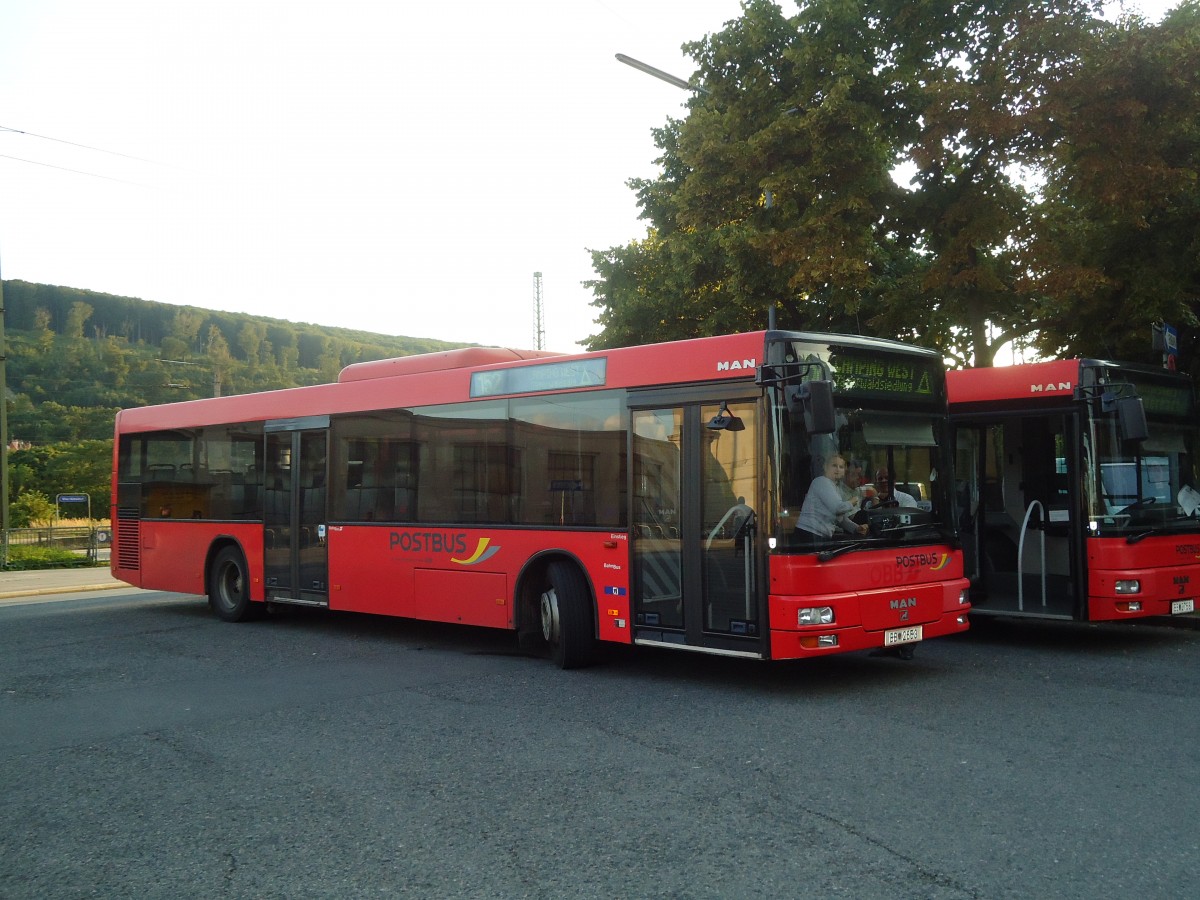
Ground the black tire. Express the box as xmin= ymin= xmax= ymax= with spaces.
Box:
xmin=208 ymin=545 xmax=258 ymax=622
xmin=539 ymin=561 xmax=598 ymax=669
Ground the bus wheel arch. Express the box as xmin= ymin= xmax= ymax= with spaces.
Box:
xmin=517 ymin=554 xmax=598 ymax=669
xmin=206 ymin=540 xmax=260 ymax=623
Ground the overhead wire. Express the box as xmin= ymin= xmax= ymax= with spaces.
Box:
xmin=0 ymin=124 xmax=158 ymax=164
xmin=0 ymin=123 xmax=157 ymax=186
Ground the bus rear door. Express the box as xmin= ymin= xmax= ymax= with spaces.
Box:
xmin=264 ymin=417 xmax=330 ymax=608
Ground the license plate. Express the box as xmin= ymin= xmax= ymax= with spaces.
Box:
xmin=884 ymin=625 xmax=923 ymax=646
xmin=1172 ymin=599 xmax=1195 ymax=615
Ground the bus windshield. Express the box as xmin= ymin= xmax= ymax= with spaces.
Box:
xmin=1084 ymin=369 xmax=1200 ymax=536
xmin=766 ymin=339 xmax=954 ymax=551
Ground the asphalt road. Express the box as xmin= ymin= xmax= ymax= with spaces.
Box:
xmin=2 ymin=589 xmax=1198 ymax=899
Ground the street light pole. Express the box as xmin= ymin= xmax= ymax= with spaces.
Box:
xmin=1 ymin=256 xmax=9 ymax=563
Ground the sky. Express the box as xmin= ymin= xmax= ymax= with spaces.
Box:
xmin=0 ymin=1 xmax=1181 ymax=354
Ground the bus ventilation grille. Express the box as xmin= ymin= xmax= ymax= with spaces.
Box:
xmin=116 ymin=507 xmax=140 ymax=570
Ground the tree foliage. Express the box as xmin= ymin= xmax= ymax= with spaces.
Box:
xmin=1029 ymin=1 xmax=1200 ymax=371
xmin=10 ymin=491 xmax=57 ymax=529
xmin=586 ymin=0 xmax=1200 ymax=371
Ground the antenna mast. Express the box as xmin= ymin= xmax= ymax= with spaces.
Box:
xmin=532 ymin=271 xmax=545 ymax=350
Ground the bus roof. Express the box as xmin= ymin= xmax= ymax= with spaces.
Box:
xmin=338 ymin=347 xmax=564 ymax=382
xmin=115 ymin=329 xmax=951 ymax=435
xmin=947 ymin=359 xmax=1082 ymax=406
xmin=115 ymin=332 xmax=769 ymax=434
xmin=947 ymin=358 xmax=1195 ymax=410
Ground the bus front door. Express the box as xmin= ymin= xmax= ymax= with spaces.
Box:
xmin=264 ymin=420 xmax=329 ymax=607
xmin=956 ymin=415 xmax=1082 ymax=619
xmin=631 ymin=399 xmax=765 ymax=657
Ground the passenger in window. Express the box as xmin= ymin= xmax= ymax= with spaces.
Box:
xmin=866 ymin=468 xmax=918 ymax=508
xmin=839 ymin=459 xmax=866 ymax=502
xmin=797 ymin=454 xmax=869 ymax=539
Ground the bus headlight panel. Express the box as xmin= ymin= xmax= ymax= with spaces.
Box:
xmin=798 ymin=606 xmax=834 ymax=626
xmin=1115 ymin=580 xmax=1141 ymax=595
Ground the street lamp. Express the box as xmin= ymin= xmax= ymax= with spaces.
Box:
xmin=615 ymin=54 xmax=709 ymax=95
xmin=615 ymin=52 xmax=780 ymax=330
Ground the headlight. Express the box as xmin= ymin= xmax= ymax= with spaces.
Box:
xmin=1115 ymin=580 xmax=1141 ymax=594
xmin=959 ymin=588 xmax=970 ymax=605
xmin=798 ymin=606 xmax=834 ymax=626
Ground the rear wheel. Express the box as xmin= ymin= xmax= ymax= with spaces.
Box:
xmin=539 ymin=561 xmax=597 ymax=669
xmin=208 ymin=545 xmax=258 ymax=622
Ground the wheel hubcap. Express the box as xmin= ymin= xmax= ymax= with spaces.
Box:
xmin=540 ymin=588 xmax=559 ymax=643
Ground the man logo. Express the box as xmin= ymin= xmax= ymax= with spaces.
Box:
xmin=716 ymin=358 xmax=756 ymax=372
xmin=1030 ymin=381 xmax=1072 ymax=393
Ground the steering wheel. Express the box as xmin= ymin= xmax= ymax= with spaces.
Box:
xmin=862 ymin=496 xmax=898 ymax=511
xmin=1121 ymin=496 xmax=1158 ymax=512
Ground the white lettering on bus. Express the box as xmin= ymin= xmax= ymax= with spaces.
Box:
xmin=1030 ymin=382 xmax=1072 ymax=393
xmin=716 ymin=358 xmax=756 ymax=372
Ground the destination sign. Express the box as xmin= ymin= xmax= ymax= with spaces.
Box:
xmin=829 ymin=350 xmax=938 ymax=399
xmin=471 ymin=358 xmax=607 ymax=398
xmin=1120 ymin=376 xmax=1194 ymax=418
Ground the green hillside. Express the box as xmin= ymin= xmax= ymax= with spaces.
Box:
xmin=2 ymin=279 xmax=467 ymax=444
xmin=1 ymin=280 xmax=468 ymax=528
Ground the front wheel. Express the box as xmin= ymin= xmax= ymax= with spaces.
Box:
xmin=208 ymin=545 xmax=259 ymax=622
xmin=539 ymin=561 xmax=598 ymax=669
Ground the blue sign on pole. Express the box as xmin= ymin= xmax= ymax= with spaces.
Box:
xmin=57 ymin=494 xmax=88 ymax=503
xmin=1164 ymin=323 xmax=1178 ymax=371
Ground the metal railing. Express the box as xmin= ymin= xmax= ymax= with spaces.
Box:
xmin=2 ymin=526 xmax=111 ymax=565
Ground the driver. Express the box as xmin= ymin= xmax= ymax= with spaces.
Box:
xmin=866 ymin=468 xmax=918 ymax=509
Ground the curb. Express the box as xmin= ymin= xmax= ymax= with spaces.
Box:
xmin=0 ymin=582 xmax=126 ymax=602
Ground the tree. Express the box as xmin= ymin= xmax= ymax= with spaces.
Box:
xmin=1029 ymin=1 xmax=1200 ymax=371
xmin=65 ymin=301 xmax=93 ymax=341
xmin=585 ymin=0 xmax=1112 ymax=367
xmin=170 ymin=308 xmax=206 ymax=351
xmin=589 ymin=0 xmax=895 ymax=348
xmin=11 ymin=492 xmax=56 ymax=529
xmin=237 ymin=321 xmax=267 ymax=365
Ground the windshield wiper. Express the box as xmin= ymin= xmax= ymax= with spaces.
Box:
xmin=817 ymin=541 xmax=871 ymax=562
xmin=815 ymin=526 xmax=953 ymax=562
xmin=1127 ymin=530 xmax=1156 ymax=545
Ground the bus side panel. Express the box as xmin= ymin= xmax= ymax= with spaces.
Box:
xmin=767 ymin=547 xmax=969 ymax=658
xmin=137 ymin=521 xmax=264 ymax=599
xmin=413 ymin=570 xmax=510 ymax=628
xmin=1087 ymin=536 xmax=1200 ymax=620
xmin=327 ymin=526 xmax=634 ymax=643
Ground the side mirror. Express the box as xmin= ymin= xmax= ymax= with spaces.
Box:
xmin=1116 ymin=395 xmax=1148 ymax=442
xmin=790 ymin=380 xmax=837 ymax=434
xmin=1103 ymin=390 xmax=1148 ymax=442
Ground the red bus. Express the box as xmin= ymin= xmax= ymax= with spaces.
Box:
xmin=111 ymin=330 xmax=970 ymax=667
xmin=948 ymin=358 xmax=1200 ymax=621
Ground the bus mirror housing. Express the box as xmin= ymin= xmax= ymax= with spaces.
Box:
xmin=1117 ymin=396 xmax=1148 ymax=442
xmin=706 ymin=401 xmax=745 ymax=432
xmin=1104 ymin=391 xmax=1148 ymax=442
xmin=790 ymin=380 xmax=837 ymax=435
